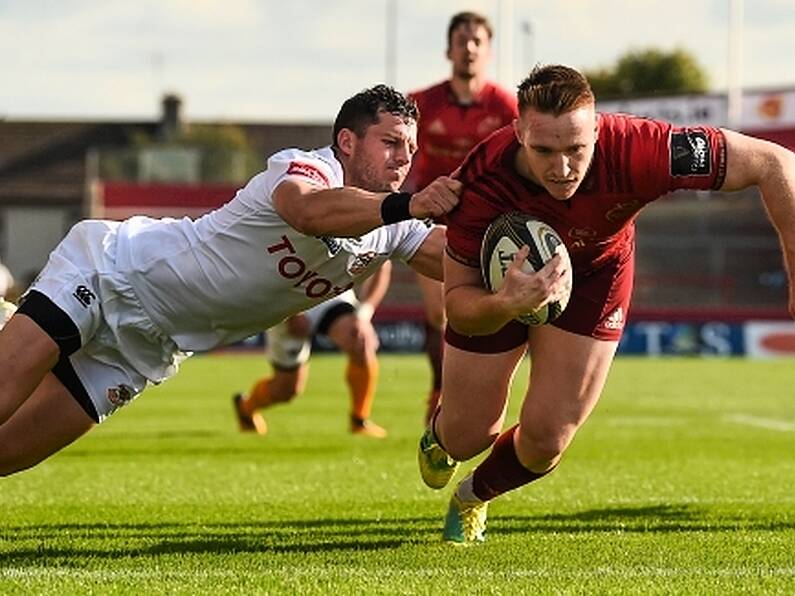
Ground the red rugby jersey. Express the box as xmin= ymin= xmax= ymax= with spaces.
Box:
xmin=405 ymin=80 xmax=518 ymax=191
xmin=446 ymin=112 xmax=727 ymax=272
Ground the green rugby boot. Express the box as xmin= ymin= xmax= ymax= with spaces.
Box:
xmin=443 ymin=490 xmax=488 ymax=544
xmin=417 ymin=425 xmax=458 ymax=489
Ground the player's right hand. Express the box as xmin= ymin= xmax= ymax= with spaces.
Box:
xmin=409 ymin=176 xmax=461 ymax=219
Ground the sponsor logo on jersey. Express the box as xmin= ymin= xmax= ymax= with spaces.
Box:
xmin=568 ymin=227 xmax=598 ymax=239
xmin=73 ymin=285 xmax=96 ymax=308
xmin=107 ymin=384 xmax=134 ymax=407
xmin=267 ymin=235 xmax=354 ymax=299
xmin=604 ymin=307 xmax=624 ymax=330
xmin=347 ymin=251 xmax=382 ymax=276
xmin=286 ymin=161 xmax=330 ymax=187
xmin=566 ymin=227 xmax=597 ymax=250
xmin=605 ymin=200 xmax=641 ymax=223
xmin=318 ymin=235 xmax=343 ymax=257
xmin=670 ymin=131 xmax=711 ymax=176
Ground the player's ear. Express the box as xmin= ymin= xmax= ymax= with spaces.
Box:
xmin=336 ymin=128 xmax=356 ymax=157
xmin=513 ymin=119 xmax=523 ymax=145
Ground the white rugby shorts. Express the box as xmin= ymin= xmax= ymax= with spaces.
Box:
xmin=28 ymin=220 xmax=189 ymax=422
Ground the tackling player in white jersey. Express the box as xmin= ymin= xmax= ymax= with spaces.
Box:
xmin=0 ymin=84 xmax=460 ymax=477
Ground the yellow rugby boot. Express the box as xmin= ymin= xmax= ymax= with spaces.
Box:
xmin=417 ymin=425 xmax=458 ymax=489
xmin=442 ymin=486 xmax=488 ymax=544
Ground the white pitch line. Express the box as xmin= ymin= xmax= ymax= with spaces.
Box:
xmin=2 ymin=567 xmax=795 ymax=580
xmin=0 ymin=567 xmax=795 ymax=581
xmin=725 ymin=414 xmax=795 ymax=432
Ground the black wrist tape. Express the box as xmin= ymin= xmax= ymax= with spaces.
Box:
xmin=380 ymin=192 xmax=413 ymax=224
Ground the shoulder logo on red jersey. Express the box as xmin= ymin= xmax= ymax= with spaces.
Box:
xmin=670 ymin=131 xmax=711 ymax=176
xmin=286 ymin=161 xmax=330 ymax=187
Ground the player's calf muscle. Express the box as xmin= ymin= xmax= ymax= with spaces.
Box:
xmin=439 ymin=420 xmax=500 ymax=461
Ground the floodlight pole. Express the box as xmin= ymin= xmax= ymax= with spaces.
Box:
xmin=521 ymin=20 xmax=534 ymax=78
xmin=385 ymin=0 xmax=398 ymax=86
xmin=497 ymin=0 xmax=515 ymax=89
xmin=727 ymin=0 xmax=744 ymax=129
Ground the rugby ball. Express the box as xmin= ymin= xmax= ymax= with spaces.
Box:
xmin=480 ymin=213 xmax=572 ymax=326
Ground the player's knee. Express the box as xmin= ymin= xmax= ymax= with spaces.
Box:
xmin=270 ymin=386 xmax=301 ymax=403
xmin=516 ymin=425 xmax=572 ymax=465
xmin=346 ymin=343 xmax=370 ymax=365
xmin=268 ymin=375 xmax=304 ymax=403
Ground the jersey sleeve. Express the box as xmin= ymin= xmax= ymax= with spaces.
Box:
xmin=624 ymin=118 xmax=727 ymax=197
xmin=382 ymin=219 xmax=434 ymax=263
xmin=443 ymin=146 xmax=501 ymax=268
xmin=264 ymin=148 xmax=337 ymax=193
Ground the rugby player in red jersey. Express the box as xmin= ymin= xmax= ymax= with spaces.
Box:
xmin=404 ymin=11 xmax=518 ymax=425
xmin=417 ymin=64 xmax=795 ymax=543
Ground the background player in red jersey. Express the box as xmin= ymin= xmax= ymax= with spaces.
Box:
xmin=417 ymin=64 xmax=795 ymax=543
xmin=404 ymin=11 xmax=518 ymax=424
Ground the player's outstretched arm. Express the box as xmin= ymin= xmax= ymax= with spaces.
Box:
xmin=721 ymin=129 xmax=795 ymax=318
xmin=272 ymin=177 xmax=460 ymax=238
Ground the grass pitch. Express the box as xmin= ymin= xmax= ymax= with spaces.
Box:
xmin=1 ymin=354 xmax=794 ymax=594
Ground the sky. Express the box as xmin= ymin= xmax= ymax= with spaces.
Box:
xmin=1 ymin=0 xmax=794 ymax=123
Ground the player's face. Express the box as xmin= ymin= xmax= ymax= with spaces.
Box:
xmin=347 ymin=112 xmax=418 ymax=192
xmin=447 ymin=23 xmax=491 ymax=80
xmin=514 ymin=105 xmax=597 ymax=200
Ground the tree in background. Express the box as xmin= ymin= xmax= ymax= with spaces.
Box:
xmin=585 ymin=48 xmax=708 ymax=100
xmin=99 ymin=124 xmax=259 ymax=184
xmin=180 ymin=124 xmax=260 ymax=183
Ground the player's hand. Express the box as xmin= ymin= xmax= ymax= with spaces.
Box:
xmin=409 ymin=176 xmax=461 ymax=219
xmin=497 ymin=245 xmax=569 ymax=318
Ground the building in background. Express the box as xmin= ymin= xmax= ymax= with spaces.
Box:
xmin=0 ymin=95 xmax=330 ymax=286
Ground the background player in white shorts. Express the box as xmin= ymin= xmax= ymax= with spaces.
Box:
xmin=234 ymin=262 xmax=393 ymax=438
xmin=0 ymin=84 xmax=461 ymax=477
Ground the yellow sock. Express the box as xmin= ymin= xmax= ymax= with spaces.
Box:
xmin=346 ymin=357 xmax=379 ymax=420
xmin=244 ymin=378 xmax=272 ymax=413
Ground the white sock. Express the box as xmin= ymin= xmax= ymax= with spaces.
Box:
xmin=455 ymin=474 xmax=483 ymax=504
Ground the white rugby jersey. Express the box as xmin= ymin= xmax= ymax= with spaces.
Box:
xmin=114 ymin=146 xmax=432 ymax=351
